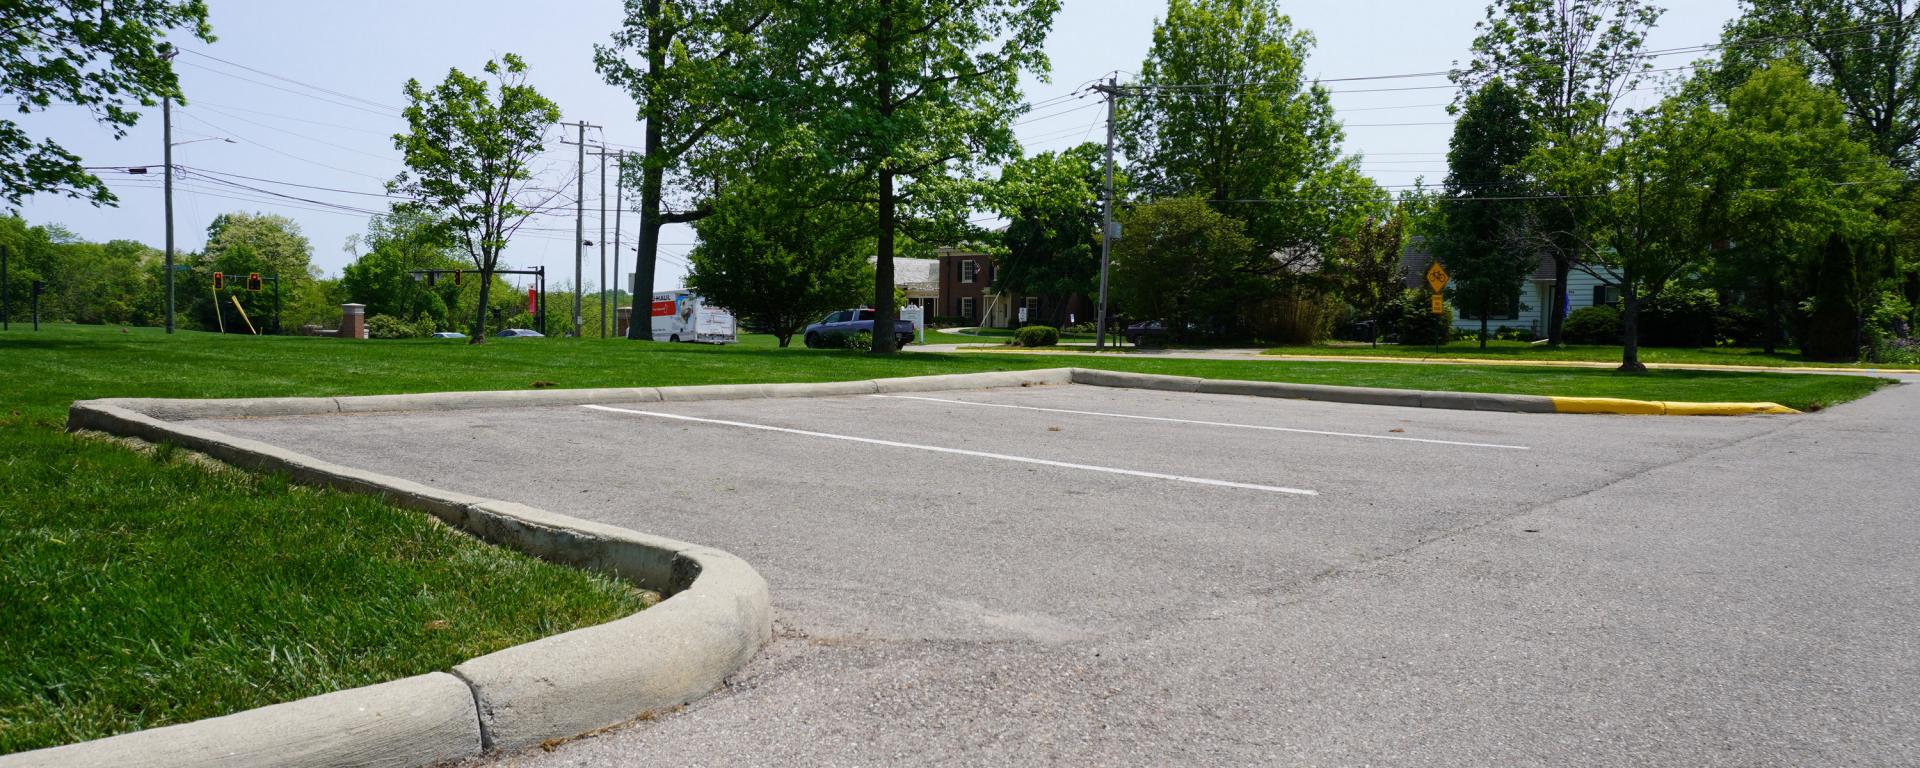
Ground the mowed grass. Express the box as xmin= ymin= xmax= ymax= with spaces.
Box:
xmin=0 ymin=324 xmax=1894 ymax=753
xmin=1262 ymin=339 xmax=1920 ymax=371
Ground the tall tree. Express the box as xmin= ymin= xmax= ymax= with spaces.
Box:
xmin=341 ymin=208 xmax=464 ymax=323
xmin=1536 ymin=97 xmax=1730 ymax=372
xmin=1437 ymin=78 xmax=1540 ymax=349
xmin=1714 ymin=0 xmax=1920 ymax=171
xmin=1455 ymin=0 xmax=1663 ymax=346
xmin=390 ymin=54 xmax=562 ymax=343
xmin=596 ymin=0 xmax=774 ymax=339
xmin=1117 ymin=0 xmax=1367 ymax=276
xmin=990 ymin=143 xmax=1108 ymax=325
xmin=0 ymin=0 xmax=211 ymax=208
xmin=1325 ymin=214 xmax=1408 ymax=346
xmin=192 ymin=211 xmax=314 ymax=332
xmin=1721 ymin=61 xmax=1896 ymax=354
xmin=769 ymin=0 xmax=1059 ymax=354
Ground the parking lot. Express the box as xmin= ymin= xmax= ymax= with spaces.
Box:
xmin=191 ymin=380 xmax=1920 ymax=766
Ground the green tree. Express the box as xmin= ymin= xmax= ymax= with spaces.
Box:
xmin=1456 ymin=0 xmax=1664 ymax=346
xmin=1117 ymin=0 xmax=1366 ymax=278
xmin=990 ymin=143 xmax=1108 ymax=325
xmin=1436 ymin=78 xmax=1539 ymax=349
xmin=767 ymin=0 xmax=1059 ymax=354
xmin=190 ymin=212 xmax=314 ymax=333
xmin=596 ymin=0 xmax=777 ymax=339
xmin=1538 ymin=97 xmax=1731 ymax=372
xmin=1326 ymin=215 xmax=1408 ymax=346
xmin=1714 ymin=0 xmax=1920 ymax=171
xmin=1108 ymin=197 xmax=1257 ymax=341
xmin=341 ymin=209 xmax=464 ymax=323
xmin=684 ymin=171 xmax=874 ymax=347
xmin=0 ymin=1 xmax=211 ymax=208
xmin=1721 ymin=61 xmax=1897 ymax=354
xmin=390 ymin=54 xmax=562 ymax=343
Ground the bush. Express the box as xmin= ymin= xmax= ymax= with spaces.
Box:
xmin=1014 ymin=325 xmax=1060 ymax=347
xmin=1494 ymin=325 xmax=1538 ymax=342
xmin=1380 ymin=289 xmax=1452 ymax=345
xmin=844 ymin=330 xmax=873 ymax=352
xmin=1714 ymin=304 xmax=1768 ymax=347
xmin=1639 ymin=289 xmax=1717 ymax=347
xmin=1563 ymin=305 xmax=1622 ymax=344
xmin=1244 ymin=289 xmax=1339 ymax=344
xmin=927 ymin=316 xmax=970 ymax=328
xmin=1063 ymin=322 xmax=1097 ymax=334
xmin=366 ymin=314 xmax=422 ymax=339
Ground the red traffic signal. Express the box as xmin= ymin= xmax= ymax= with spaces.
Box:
xmin=212 ymin=272 xmax=224 ymax=290
xmin=453 ymin=269 xmax=463 ymax=286
xmin=246 ymin=273 xmax=263 ymax=292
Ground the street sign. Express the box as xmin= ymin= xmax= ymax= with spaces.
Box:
xmin=1425 ymin=261 xmax=1450 ymax=292
xmin=1430 ymin=295 xmax=1445 ymax=315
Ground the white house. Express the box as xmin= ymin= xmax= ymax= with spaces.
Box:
xmin=1401 ymin=242 xmax=1622 ymax=335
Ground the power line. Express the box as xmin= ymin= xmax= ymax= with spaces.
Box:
xmin=180 ymin=48 xmax=403 ymax=113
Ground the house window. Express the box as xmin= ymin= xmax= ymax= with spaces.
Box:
xmin=1592 ymin=285 xmax=1621 ymax=307
xmin=960 ymin=260 xmax=978 ymax=284
xmin=960 ymin=297 xmax=976 ymax=318
xmin=1023 ymin=297 xmax=1040 ymax=313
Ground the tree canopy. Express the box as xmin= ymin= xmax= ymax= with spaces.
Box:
xmin=0 ymin=0 xmax=212 ymax=208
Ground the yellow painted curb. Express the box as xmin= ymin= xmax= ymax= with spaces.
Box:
xmin=1550 ymin=397 xmax=1799 ymax=416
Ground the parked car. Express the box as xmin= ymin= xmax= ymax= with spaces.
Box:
xmin=1123 ymin=320 xmax=1166 ymax=347
xmin=803 ymin=308 xmax=916 ymax=349
xmin=494 ymin=328 xmax=544 ymax=338
xmin=430 ymin=331 xmax=467 ymax=339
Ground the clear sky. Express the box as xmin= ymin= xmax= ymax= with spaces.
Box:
xmin=17 ymin=0 xmax=1742 ymax=293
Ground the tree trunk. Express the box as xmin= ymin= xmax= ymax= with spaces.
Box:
xmin=470 ymin=262 xmax=493 ymax=344
xmin=1619 ymin=279 xmax=1646 ymax=373
xmin=1762 ymin=268 xmax=1779 ymax=356
xmin=1479 ymin=306 xmax=1489 ymax=350
xmin=1547 ymin=256 xmax=1570 ymax=347
xmin=627 ymin=0 xmax=666 ymax=341
xmin=776 ymin=332 xmax=791 ymax=348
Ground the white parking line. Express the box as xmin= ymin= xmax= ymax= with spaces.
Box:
xmin=870 ymin=394 xmax=1531 ymax=451
xmin=581 ymin=404 xmax=1317 ymax=496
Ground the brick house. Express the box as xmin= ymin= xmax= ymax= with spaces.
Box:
xmin=934 ymin=246 xmax=1092 ymax=328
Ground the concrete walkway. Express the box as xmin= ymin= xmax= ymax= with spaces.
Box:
xmin=911 ymin=342 xmax=1920 ymax=380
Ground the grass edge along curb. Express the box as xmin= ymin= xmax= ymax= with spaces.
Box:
xmin=11 ymin=408 xmax=776 ymax=768
xmin=1063 ymin=368 xmax=1801 ymax=416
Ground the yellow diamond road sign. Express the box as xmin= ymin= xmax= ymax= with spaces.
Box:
xmin=1425 ymin=261 xmax=1450 ymax=292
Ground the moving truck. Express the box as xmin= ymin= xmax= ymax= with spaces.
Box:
xmin=650 ymin=290 xmax=737 ymax=344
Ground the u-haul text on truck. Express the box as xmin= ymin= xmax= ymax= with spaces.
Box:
xmin=651 ymin=290 xmax=737 ymax=344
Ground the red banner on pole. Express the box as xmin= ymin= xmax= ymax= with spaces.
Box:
xmin=527 ymin=287 xmax=538 ymax=314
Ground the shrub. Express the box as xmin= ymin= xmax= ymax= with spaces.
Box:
xmin=1380 ymin=289 xmax=1452 ymax=345
xmin=1063 ymin=322 xmax=1097 ymax=334
xmin=1713 ymin=304 xmax=1768 ymax=347
xmin=1563 ymin=305 xmax=1622 ymax=344
xmin=1244 ymin=289 xmax=1339 ymax=344
xmin=1639 ymin=289 xmax=1717 ymax=347
xmin=1494 ymin=325 xmax=1538 ymax=342
xmin=1014 ymin=325 xmax=1060 ymax=347
xmin=927 ymin=316 xmax=970 ymax=328
xmin=844 ymin=330 xmax=873 ymax=352
xmin=366 ymin=314 xmax=420 ymax=339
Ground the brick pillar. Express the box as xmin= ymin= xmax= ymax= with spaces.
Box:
xmin=615 ymin=306 xmax=632 ymax=338
xmin=341 ymin=303 xmax=365 ymax=340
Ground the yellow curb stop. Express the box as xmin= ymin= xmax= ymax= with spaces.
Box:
xmin=1551 ymin=397 xmax=1798 ymax=416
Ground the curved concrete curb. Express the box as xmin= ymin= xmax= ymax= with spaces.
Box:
xmin=16 ymin=407 xmax=773 ymax=768
xmin=1064 ymin=368 xmax=1796 ymax=416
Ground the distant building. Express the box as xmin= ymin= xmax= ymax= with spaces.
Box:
xmin=1401 ymin=239 xmax=1620 ymax=334
xmin=933 ymin=246 xmax=1091 ymax=328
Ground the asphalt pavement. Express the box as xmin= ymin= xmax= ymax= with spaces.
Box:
xmin=190 ymin=380 xmax=1920 ymax=767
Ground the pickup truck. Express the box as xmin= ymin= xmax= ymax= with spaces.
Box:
xmin=802 ymin=308 xmax=916 ymax=349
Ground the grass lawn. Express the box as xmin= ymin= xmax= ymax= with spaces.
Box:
xmin=0 ymin=324 xmax=1894 ymax=753
xmin=920 ymin=327 xmax=1098 ymax=346
xmin=1262 ymin=339 xmax=1920 ymax=371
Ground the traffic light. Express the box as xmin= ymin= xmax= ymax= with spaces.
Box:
xmin=246 ymin=273 xmax=263 ymax=292
xmin=453 ymin=269 xmax=463 ymax=286
xmin=212 ymin=272 xmax=224 ymax=291
xmin=31 ymin=280 xmax=44 ymax=297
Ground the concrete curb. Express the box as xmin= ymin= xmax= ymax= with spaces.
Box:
xmin=1063 ymin=368 xmax=1794 ymax=416
xmin=15 ymin=368 xmax=1082 ymax=767
xmin=17 ymin=403 xmax=773 ymax=768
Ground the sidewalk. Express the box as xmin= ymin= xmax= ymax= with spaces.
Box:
xmin=911 ymin=342 xmax=1920 ymax=380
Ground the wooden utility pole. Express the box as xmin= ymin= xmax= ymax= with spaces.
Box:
xmin=1092 ymin=76 xmax=1121 ymax=349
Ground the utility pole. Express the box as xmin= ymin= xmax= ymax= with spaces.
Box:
xmin=574 ymin=120 xmax=586 ymax=337
xmin=597 ymin=146 xmax=609 ymax=338
xmin=162 ymin=45 xmax=178 ymax=334
xmin=2 ymin=244 xmax=9 ymax=331
xmin=1093 ymin=76 xmax=1121 ymax=349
